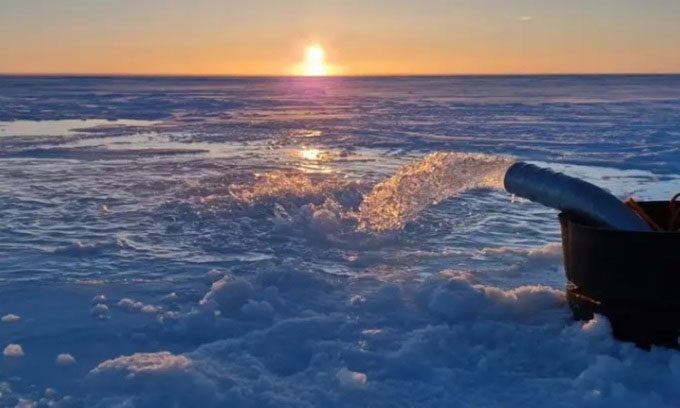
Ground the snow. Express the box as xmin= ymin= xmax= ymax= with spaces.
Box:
xmin=240 ymin=299 xmax=275 ymax=321
xmin=1 ymin=76 xmax=680 ymax=406
xmin=117 ymin=298 xmax=160 ymax=315
xmin=3 ymin=344 xmax=24 ymax=358
xmin=90 ymin=303 xmax=110 ymax=320
xmin=92 ymin=294 xmax=107 ymax=304
xmin=1 ymin=314 xmax=20 ymax=323
xmin=49 ymin=270 xmax=678 ymax=407
xmin=90 ymin=352 xmax=191 ymax=375
xmin=336 ymin=367 xmax=368 ymax=387
xmin=200 ymin=278 xmax=256 ymax=315
xmin=86 ymin=352 xmax=218 ymax=407
xmin=204 ymin=269 xmax=225 ymax=284
xmin=56 ymin=353 xmax=77 ymax=366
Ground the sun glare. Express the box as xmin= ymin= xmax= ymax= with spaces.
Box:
xmin=298 ymin=147 xmax=322 ymax=160
xmin=302 ymin=45 xmax=328 ymax=76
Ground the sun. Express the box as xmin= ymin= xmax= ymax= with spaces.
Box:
xmin=302 ymin=45 xmax=328 ymax=76
xmin=291 ymin=43 xmax=341 ymax=76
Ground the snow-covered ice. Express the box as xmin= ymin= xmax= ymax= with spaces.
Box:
xmin=1 ymin=75 xmax=680 ymax=406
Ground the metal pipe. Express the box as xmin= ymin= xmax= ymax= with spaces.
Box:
xmin=504 ymin=162 xmax=650 ymax=231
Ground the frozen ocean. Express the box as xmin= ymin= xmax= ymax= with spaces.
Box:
xmin=1 ymin=75 xmax=680 ymax=407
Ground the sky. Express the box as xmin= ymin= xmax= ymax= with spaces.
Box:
xmin=1 ymin=0 xmax=679 ymax=75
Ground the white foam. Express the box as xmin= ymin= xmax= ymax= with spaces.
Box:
xmin=479 ymin=242 xmax=563 ymax=269
xmin=481 ymin=242 xmax=562 ymax=258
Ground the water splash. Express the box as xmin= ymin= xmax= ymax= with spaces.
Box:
xmin=228 ymin=171 xmax=364 ymax=208
xmin=201 ymin=152 xmax=513 ymax=234
xmin=357 ymin=152 xmax=513 ymax=231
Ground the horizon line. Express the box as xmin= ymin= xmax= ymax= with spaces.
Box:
xmin=1 ymin=72 xmax=680 ymax=78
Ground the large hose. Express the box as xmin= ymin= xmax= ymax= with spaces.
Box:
xmin=504 ymin=162 xmax=650 ymax=231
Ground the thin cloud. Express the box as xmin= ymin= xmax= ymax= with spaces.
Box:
xmin=519 ymin=16 xmax=533 ymax=21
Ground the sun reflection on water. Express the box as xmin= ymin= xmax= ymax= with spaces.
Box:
xmin=298 ymin=148 xmax=323 ymax=161
xmin=294 ymin=147 xmax=334 ymax=173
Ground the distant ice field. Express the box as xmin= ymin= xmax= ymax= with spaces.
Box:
xmin=1 ymin=75 xmax=679 ymax=407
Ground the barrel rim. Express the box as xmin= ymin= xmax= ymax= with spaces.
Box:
xmin=559 ymin=201 xmax=680 ymax=236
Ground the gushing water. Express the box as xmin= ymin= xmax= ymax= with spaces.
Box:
xmin=357 ymin=152 xmax=514 ymax=231
xmin=221 ymin=152 xmax=513 ymax=233
xmin=226 ymin=171 xmax=365 ymax=211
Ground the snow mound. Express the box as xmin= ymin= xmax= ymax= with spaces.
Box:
xmin=90 ymin=303 xmax=110 ymax=320
xmin=91 ymin=352 xmax=190 ymax=376
xmin=204 ymin=269 xmax=225 ymax=284
xmin=200 ymin=277 xmax=255 ymax=315
xmin=1 ymin=313 xmax=20 ymax=323
xmin=3 ymin=344 xmax=24 ymax=357
xmin=425 ymin=270 xmax=565 ymax=322
xmin=86 ymin=352 xmax=218 ymax=407
xmin=336 ymin=367 xmax=368 ymax=387
xmin=117 ymin=298 xmax=160 ymax=314
xmin=92 ymin=294 xmax=107 ymax=304
xmin=56 ymin=353 xmax=77 ymax=366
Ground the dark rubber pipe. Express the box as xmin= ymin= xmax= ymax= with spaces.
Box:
xmin=504 ymin=162 xmax=650 ymax=231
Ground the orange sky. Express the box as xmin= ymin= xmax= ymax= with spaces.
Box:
xmin=2 ymin=0 xmax=680 ymax=75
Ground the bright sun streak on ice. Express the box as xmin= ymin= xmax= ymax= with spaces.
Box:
xmin=298 ymin=148 xmax=322 ymax=160
xmin=302 ymin=45 xmax=328 ymax=76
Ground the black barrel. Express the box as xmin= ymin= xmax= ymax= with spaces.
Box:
xmin=560 ymin=201 xmax=680 ymax=348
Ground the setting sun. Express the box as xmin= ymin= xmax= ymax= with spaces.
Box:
xmin=302 ymin=45 xmax=328 ymax=76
